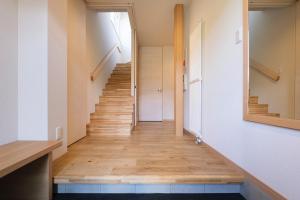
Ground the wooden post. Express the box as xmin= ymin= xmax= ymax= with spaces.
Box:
xmin=174 ymin=4 xmax=184 ymax=136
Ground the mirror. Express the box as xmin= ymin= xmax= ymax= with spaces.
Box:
xmin=248 ymin=1 xmax=300 ymax=122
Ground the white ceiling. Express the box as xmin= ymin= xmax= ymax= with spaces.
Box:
xmin=133 ymin=0 xmax=189 ymax=46
xmin=86 ymin=0 xmax=190 ymax=46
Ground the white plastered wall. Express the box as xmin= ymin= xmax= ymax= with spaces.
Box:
xmin=18 ymin=0 xmax=68 ymax=158
xmin=67 ymin=0 xmax=88 ymax=145
xmin=0 ymin=0 xmax=19 ymax=145
xmin=86 ymin=11 xmax=123 ymax=116
xmin=188 ymin=0 xmax=300 ymax=199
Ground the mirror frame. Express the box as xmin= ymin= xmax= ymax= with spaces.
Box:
xmin=243 ymin=0 xmax=300 ymax=130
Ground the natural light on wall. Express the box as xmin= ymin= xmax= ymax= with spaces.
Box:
xmin=110 ymin=12 xmax=132 ymax=62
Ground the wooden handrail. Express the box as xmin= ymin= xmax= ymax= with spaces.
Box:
xmin=91 ymin=44 xmax=121 ymax=81
xmin=249 ymin=0 xmax=295 ymax=10
xmin=250 ymin=59 xmax=280 ymax=81
xmin=189 ymin=78 xmax=201 ymax=85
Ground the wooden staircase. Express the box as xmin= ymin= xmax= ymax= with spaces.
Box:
xmin=248 ymin=96 xmax=280 ymax=117
xmin=87 ymin=63 xmax=134 ymax=136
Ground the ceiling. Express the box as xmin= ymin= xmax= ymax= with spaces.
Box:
xmin=133 ymin=0 xmax=189 ymax=46
xmin=86 ymin=0 xmax=190 ymax=46
xmin=86 ymin=0 xmax=296 ymax=45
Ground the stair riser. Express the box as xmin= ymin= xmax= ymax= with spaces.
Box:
xmin=249 ymin=96 xmax=258 ymax=104
xmin=115 ymin=66 xmax=131 ymax=69
xmin=112 ymin=73 xmax=131 ymax=76
xmin=98 ymin=103 xmax=133 ymax=107
xmin=95 ymin=108 xmax=133 ymax=112
xmin=88 ymin=129 xmax=131 ymax=133
xmin=87 ymin=124 xmax=131 ymax=128
xmin=108 ymin=81 xmax=131 ymax=84
xmin=95 ymin=106 xmax=133 ymax=112
xmin=91 ymin=119 xmax=132 ymax=124
xmin=103 ymin=88 xmax=131 ymax=93
xmin=248 ymin=106 xmax=268 ymax=114
xmin=91 ymin=115 xmax=132 ymax=120
xmin=106 ymin=84 xmax=131 ymax=86
xmin=103 ymin=90 xmax=131 ymax=93
xmin=112 ymin=72 xmax=131 ymax=75
xmin=88 ymin=132 xmax=131 ymax=136
xmin=110 ymin=75 xmax=131 ymax=80
xmin=105 ymin=86 xmax=131 ymax=89
xmin=103 ymin=92 xmax=131 ymax=96
xmin=99 ymin=98 xmax=133 ymax=102
xmin=108 ymin=80 xmax=131 ymax=83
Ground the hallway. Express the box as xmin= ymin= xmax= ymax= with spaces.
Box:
xmin=54 ymin=122 xmax=244 ymax=185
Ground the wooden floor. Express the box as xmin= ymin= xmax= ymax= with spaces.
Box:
xmin=53 ymin=122 xmax=244 ymax=184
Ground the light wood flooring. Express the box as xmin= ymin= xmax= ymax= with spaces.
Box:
xmin=54 ymin=122 xmax=244 ymax=184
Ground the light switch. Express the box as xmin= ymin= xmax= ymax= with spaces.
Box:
xmin=235 ymin=27 xmax=243 ymax=44
xmin=56 ymin=127 xmax=63 ymax=141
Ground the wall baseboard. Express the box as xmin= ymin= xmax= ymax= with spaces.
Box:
xmin=183 ymin=129 xmax=286 ymax=200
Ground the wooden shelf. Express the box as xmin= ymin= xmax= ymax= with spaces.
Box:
xmin=0 ymin=141 xmax=62 ymax=178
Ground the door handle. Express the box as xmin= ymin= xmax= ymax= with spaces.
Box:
xmin=153 ymin=88 xmax=162 ymax=92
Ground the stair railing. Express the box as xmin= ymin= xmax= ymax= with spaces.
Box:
xmin=250 ymin=58 xmax=280 ymax=81
xmin=90 ymin=43 xmax=121 ymax=81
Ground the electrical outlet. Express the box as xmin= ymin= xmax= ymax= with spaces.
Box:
xmin=56 ymin=127 xmax=63 ymax=141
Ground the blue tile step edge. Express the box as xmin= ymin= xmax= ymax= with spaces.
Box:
xmin=54 ymin=184 xmax=241 ymax=194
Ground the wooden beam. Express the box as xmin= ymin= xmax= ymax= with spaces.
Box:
xmin=174 ymin=4 xmax=184 ymax=137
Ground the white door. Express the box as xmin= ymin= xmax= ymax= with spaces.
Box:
xmin=189 ymin=23 xmax=202 ymax=136
xmin=139 ymin=47 xmax=163 ymax=121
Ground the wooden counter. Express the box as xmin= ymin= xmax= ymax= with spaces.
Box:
xmin=0 ymin=141 xmax=62 ymax=200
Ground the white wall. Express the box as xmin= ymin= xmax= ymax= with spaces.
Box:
xmin=249 ymin=8 xmax=296 ymax=118
xmin=0 ymin=0 xmax=19 ymax=145
xmin=86 ymin=11 xmax=123 ymax=116
xmin=18 ymin=0 xmax=68 ymax=158
xmin=48 ymin=0 xmax=68 ymax=158
xmin=119 ymin=13 xmax=132 ymax=63
xmin=18 ymin=0 xmax=49 ymax=141
xmin=67 ymin=0 xmax=88 ymax=145
xmin=163 ymin=46 xmax=174 ymax=120
xmin=189 ymin=0 xmax=300 ymax=199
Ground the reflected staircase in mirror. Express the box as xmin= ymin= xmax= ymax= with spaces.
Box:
xmin=87 ymin=63 xmax=134 ymax=136
xmin=248 ymin=96 xmax=280 ymax=118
